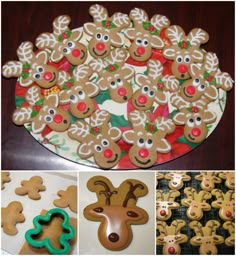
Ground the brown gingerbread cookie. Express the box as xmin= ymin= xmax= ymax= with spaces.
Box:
xmin=195 ymin=172 xmax=222 ymax=191
xmin=12 ymin=85 xmax=71 ymax=134
xmin=163 ymin=25 xmax=209 ymax=79
xmin=156 ymin=219 xmax=188 ymax=255
xmin=84 ymin=175 xmax=148 ymax=251
xmin=36 ymin=15 xmax=87 ymax=65
xmin=223 ymin=221 xmax=235 ymax=246
xmin=165 ymin=172 xmax=191 ymax=190
xmin=15 ymin=176 xmax=46 ymax=200
xmin=1 ymin=171 xmax=11 ymax=190
xmin=2 ymin=41 xmax=59 ymax=89
xmin=1 ymin=201 xmax=25 ymax=235
xmin=84 ymin=4 xmax=130 ymax=59
xmin=156 ymin=172 xmax=164 ymax=186
xmin=218 ymin=171 xmax=235 ymax=190
xmin=189 ymin=220 xmax=224 ymax=255
xmin=53 ymin=185 xmax=77 ymax=213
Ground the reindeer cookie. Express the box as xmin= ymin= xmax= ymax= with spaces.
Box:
xmin=156 ymin=190 xmax=180 ymax=220
xmin=1 ymin=171 xmax=11 ymax=190
xmin=125 ymin=8 xmax=170 ymax=62
xmin=181 ymin=187 xmax=211 ymax=220
xmin=15 ymin=176 xmax=46 ymax=200
xmin=122 ymin=110 xmax=175 ymax=168
xmin=59 ymin=64 xmax=100 ymax=118
xmin=189 ymin=220 xmax=224 ymax=255
xmin=131 ymin=59 xmax=179 ymax=110
xmin=223 ymin=221 xmax=235 ymax=246
xmin=156 ymin=219 xmax=188 ymax=255
xmin=2 ymin=41 xmax=58 ymax=88
xmin=89 ymin=48 xmax=134 ymax=103
xmin=84 ymin=4 xmax=130 ymax=59
xmin=1 ymin=201 xmax=25 ymax=235
xmin=12 ymin=85 xmax=71 ymax=134
xmin=36 ymin=15 xmax=87 ymax=65
xmin=165 ymin=172 xmax=191 ymax=190
xmin=195 ymin=171 xmax=221 ymax=191
xmin=163 ymin=25 xmax=209 ymax=79
xmin=218 ymin=171 xmax=235 ymax=190
xmin=68 ymin=109 xmax=122 ymax=169
xmin=211 ymin=189 xmax=235 ymax=221
xmin=84 ymin=175 xmax=148 ymax=251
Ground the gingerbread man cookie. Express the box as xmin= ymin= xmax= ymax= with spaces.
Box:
xmin=84 ymin=176 xmax=148 ymax=251
xmin=15 ymin=176 xmax=46 ymax=200
xmin=1 ymin=201 xmax=25 ymax=235
xmin=156 ymin=219 xmax=188 ymax=255
xmin=53 ymin=185 xmax=77 ymax=213
xmin=1 ymin=171 xmax=11 ymax=190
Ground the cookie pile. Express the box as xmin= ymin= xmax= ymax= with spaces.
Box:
xmin=156 ymin=171 xmax=235 ymax=255
xmin=2 ymin=4 xmax=234 ymax=169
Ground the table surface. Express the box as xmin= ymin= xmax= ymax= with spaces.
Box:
xmin=1 ymin=1 xmax=235 ymax=171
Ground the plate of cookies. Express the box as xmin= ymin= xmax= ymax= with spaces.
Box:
xmin=2 ymin=4 xmax=234 ymax=169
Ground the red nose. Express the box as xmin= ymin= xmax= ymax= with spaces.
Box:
xmin=186 ymin=85 xmax=196 ymax=95
xmin=77 ymin=102 xmax=87 ymax=111
xmin=136 ymin=46 xmax=145 ymax=55
xmin=168 ymin=247 xmax=176 ymax=254
xmin=72 ymin=49 xmax=81 ymax=57
xmin=53 ymin=114 xmax=63 ymax=123
xmin=160 ymin=210 xmax=166 ymax=216
xmin=191 ymin=127 xmax=201 ymax=137
xmin=118 ymin=87 xmax=127 ymax=96
xmin=138 ymin=95 xmax=147 ymax=104
xmin=43 ymin=71 xmax=53 ymax=80
xmin=178 ymin=64 xmax=188 ymax=73
xmin=96 ymin=42 xmax=105 ymax=51
xmin=104 ymin=149 xmax=113 ymax=158
xmin=138 ymin=148 xmax=149 ymax=158
xmin=226 ymin=211 xmax=232 ymax=217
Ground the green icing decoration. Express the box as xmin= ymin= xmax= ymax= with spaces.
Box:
xmin=62 ymin=78 xmax=75 ymax=90
xmin=104 ymin=63 xmax=119 ymax=72
xmin=21 ymin=62 xmax=31 ymax=79
xmin=58 ymin=30 xmax=72 ymax=42
xmin=142 ymin=22 xmax=159 ymax=35
xmin=203 ymin=71 xmax=217 ymax=85
xmin=145 ymin=122 xmax=158 ymax=134
xmin=90 ymin=126 xmax=102 ymax=136
xmin=30 ymin=98 xmax=44 ymax=118
xmin=101 ymin=20 xmax=117 ymax=29
xmin=178 ymin=40 xmax=191 ymax=49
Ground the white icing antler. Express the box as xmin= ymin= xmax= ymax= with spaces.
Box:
xmin=13 ymin=107 xmax=32 ymax=124
xmin=90 ymin=110 xmax=110 ymax=127
xmin=188 ymin=28 xmax=209 ymax=46
xmin=105 ymin=48 xmax=126 ymax=65
xmin=162 ymin=75 xmax=179 ymax=91
xmin=155 ymin=117 xmax=175 ymax=133
xmin=204 ymin=52 xmax=219 ymax=73
xmin=147 ymin=59 xmax=163 ymax=81
xmin=112 ymin=12 xmax=130 ymax=27
xmin=73 ymin=64 xmax=93 ymax=82
xmin=36 ymin=33 xmax=57 ymax=49
xmin=2 ymin=61 xmax=22 ymax=78
xmin=166 ymin=25 xmax=184 ymax=45
xmin=68 ymin=122 xmax=90 ymax=139
xmin=89 ymin=4 xmax=108 ymax=22
xmin=130 ymin=8 xmax=148 ymax=25
xmin=53 ymin=15 xmax=71 ymax=35
xmin=25 ymin=86 xmax=41 ymax=105
xmin=150 ymin=14 xmax=170 ymax=31
xmin=17 ymin=42 xmax=34 ymax=63
xmin=129 ymin=110 xmax=148 ymax=128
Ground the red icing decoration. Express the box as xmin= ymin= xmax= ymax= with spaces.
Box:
xmin=138 ymin=148 xmax=149 ymax=158
xmin=192 ymin=106 xmax=199 ymax=113
xmin=226 ymin=211 xmax=232 ymax=217
xmin=168 ymin=247 xmax=176 ymax=254
xmin=186 ymin=85 xmax=196 ymax=95
xmin=157 ymin=83 xmax=164 ymax=89
xmin=77 ymin=102 xmax=86 ymax=111
xmin=181 ymin=41 xmax=187 ymax=48
xmin=96 ymin=42 xmax=105 ymax=51
xmin=109 ymin=64 xmax=115 ymax=71
xmin=148 ymin=25 xmax=155 ymax=32
xmin=148 ymin=124 xmax=154 ymax=131
xmin=62 ymin=32 xmax=68 ymax=39
xmin=43 ymin=72 xmax=53 ymax=80
xmin=23 ymin=68 xmax=29 ymax=73
xmin=136 ymin=46 xmax=145 ymax=55
xmin=138 ymin=95 xmax=147 ymax=104
xmin=191 ymin=127 xmax=201 ymax=137
xmin=118 ymin=87 xmax=127 ymax=96
xmin=72 ymin=49 xmax=81 ymax=57
xmin=93 ymin=127 xmax=100 ymax=133
xmin=53 ymin=114 xmax=63 ymax=123
xmin=104 ymin=149 xmax=113 ymax=158
xmin=178 ymin=64 xmax=188 ymax=73
xmin=206 ymin=75 xmax=213 ymax=82
xmin=105 ymin=21 xmax=111 ymax=27
xmin=66 ymin=82 xmax=73 ymax=88
xmin=33 ymin=105 xmax=41 ymax=112
xmin=160 ymin=210 xmax=166 ymax=216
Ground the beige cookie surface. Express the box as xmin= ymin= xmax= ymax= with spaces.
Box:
xmin=1 ymin=171 xmax=11 ymax=190
xmin=15 ymin=176 xmax=46 ymax=200
xmin=53 ymin=185 xmax=77 ymax=213
xmin=1 ymin=201 xmax=25 ymax=235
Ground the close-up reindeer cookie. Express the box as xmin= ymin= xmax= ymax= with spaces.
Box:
xmin=156 ymin=189 xmax=180 ymax=220
xmin=156 ymin=219 xmax=188 ymax=255
xmin=165 ymin=171 xmax=191 ymax=190
xmin=12 ymin=85 xmax=71 ymax=133
xmin=84 ymin=4 xmax=130 ymax=59
xmin=125 ymin=7 xmax=170 ymax=62
xmin=36 ymin=15 xmax=87 ymax=65
xmin=83 ymin=175 xmax=148 ymax=251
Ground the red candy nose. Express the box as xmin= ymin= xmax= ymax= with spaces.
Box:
xmin=96 ymin=42 xmax=105 ymax=51
xmin=138 ymin=95 xmax=147 ymax=104
xmin=191 ymin=127 xmax=201 ymax=137
xmin=178 ymin=64 xmax=188 ymax=73
xmin=53 ymin=114 xmax=63 ymax=123
xmin=186 ymin=85 xmax=196 ymax=95
xmin=118 ymin=87 xmax=127 ymax=96
xmin=104 ymin=149 xmax=113 ymax=158
xmin=43 ymin=71 xmax=53 ymax=80
xmin=138 ymin=148 xmax=149 ymax=158
xmin=226 ymin=211 xmax=232 ymax=217
xmin=77 ymin=102 xmax=87 ymax=111
xmin=160 ymin=210 xmax=166 ymax=216
xmin=168 ymin=247 xmax=176 ymax=254
xmin=72 ymin=49 xmax=81 ymax=57
xmin=136 ymin=46 xmax=145 ymax=55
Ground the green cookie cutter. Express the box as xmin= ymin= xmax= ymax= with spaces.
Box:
xmin=25 ymin=208 xmax=75 ymax=255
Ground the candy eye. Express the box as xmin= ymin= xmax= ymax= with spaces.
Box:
xmin=103 ymin=34 xmax=109 ymax=42
xmin=78 ymin=90 xmax=85 ymax=100
xmin=110 ymin=81 xmax=117 ymax=88
xmin=44 ymin=115 xmax=53 ymax=123
xmin=145 ymin=139 xmax=153 ymax=149
xmin=142 ymin=86 xmax=149 ymax=94
xmin=101 ymin=139 xmax=109 ymax=147
xmin=193 ymin=78 xmax=201 ymax=86
xmin=198 ymin=84 xmax=205 ymax=92
xmin=95 ymin=145 xmax=102 ymax=152
xmin=37 ymin=66 xmax=44 ymax=73
xmin=184 ymin=55 xmax=191 ymax=63
xmin=136 ymin=38 xmax=142 ymax=46
xmin=48 ymin=108 xmax=55 ymax=115
xmin=187 ymin=118 xmax=194 ymax=127
xmin=142 ymin=39 xmax=149 ymax=47
xmin=148 ymin=90 xmax=155 ymax=97
xmin=70 ymin=94 xmax=77 ymax=103
xmin=63 ymin=47 xmax=70 ymax=54
xmin=67 ymin=41 xmax=75 ymax=48
xmin=176 ymin=55 xmax=183 ymax=63
xmin=96 ymin=33 xmax=102 ymax=40
xmin=116 ymin=78 xmax=123 ymax=86
xmin=137 ymin=138 xmax=145 ymax=147
xmin=195 ymin=116 xmax=202 ymax=125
